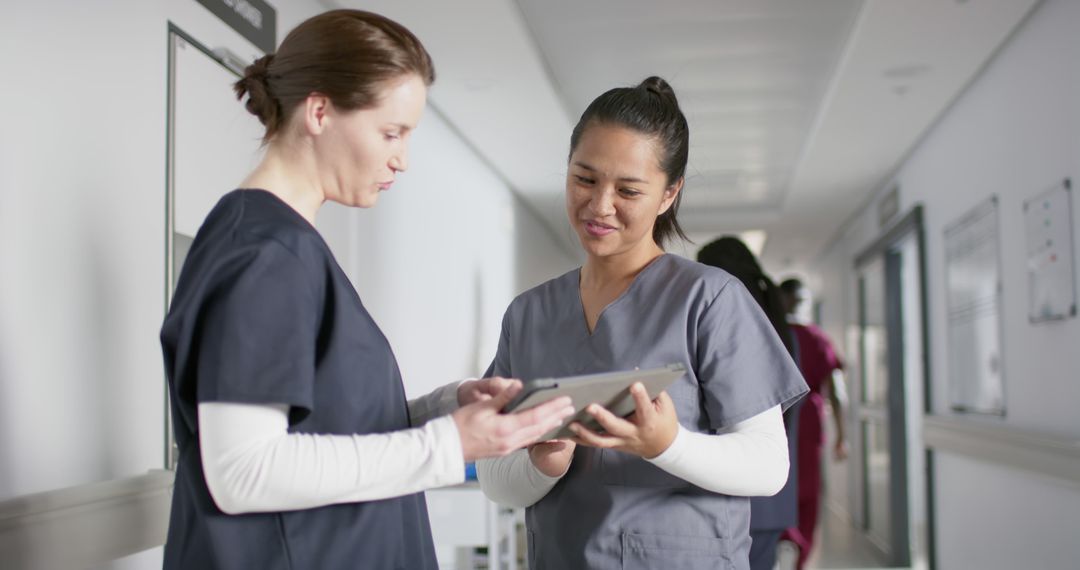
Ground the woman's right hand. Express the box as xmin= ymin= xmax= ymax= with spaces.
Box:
xmin=452 ymin=380 xmax=574 ymax=462
xmin=529 ymin=439 xmax=576 ymax=477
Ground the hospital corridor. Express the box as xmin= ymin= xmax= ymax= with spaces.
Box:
xmin=1 ymin=1 xmax=1078 ymax=569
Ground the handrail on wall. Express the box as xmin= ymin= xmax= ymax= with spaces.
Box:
xmin=923 ymin=415 xmax=1080 ymax=486
xmin=0 ymin=470 xmax=174 ymax=568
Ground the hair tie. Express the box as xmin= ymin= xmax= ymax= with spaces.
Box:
xmin=248 ymin=53 xmax=275 ymax=80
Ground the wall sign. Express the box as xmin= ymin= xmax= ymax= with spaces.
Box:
xmin=1023 ymin=178 xmax=1076 ymax=322
xmin=944 ymin=196 xmax=1005 ymax=416
xmin=195 ymin=0 xmax=276 ymax=53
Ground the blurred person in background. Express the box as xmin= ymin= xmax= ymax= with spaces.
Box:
xmin=778 ymin=277 xmax=849 ymax=570
xmin=697 ymin=236 xmax=803 ymax=570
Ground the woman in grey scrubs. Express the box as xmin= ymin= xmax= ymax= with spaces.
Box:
xmin=478 ymin=77 xmax=808 ymax=570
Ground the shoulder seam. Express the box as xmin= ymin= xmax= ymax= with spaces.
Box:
xmin=704 ymin=273 xmax=736 ymax=313
xmin=249 ymin=232 xmax=322 ymax=309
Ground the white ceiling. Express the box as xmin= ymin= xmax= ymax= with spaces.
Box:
xmin=325 ymin=0 xmax=1039 ymax=271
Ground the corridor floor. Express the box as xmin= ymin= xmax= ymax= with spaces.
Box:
xmin=803 ymin=504 xmax=901 ymax=570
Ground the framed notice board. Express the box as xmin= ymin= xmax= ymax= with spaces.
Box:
xmin=943 ymin=196 xmax=1005 ymax=416
xmin=1024 ymin=179 xmax=1076 ymax=323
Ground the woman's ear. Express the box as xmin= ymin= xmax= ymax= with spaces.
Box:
xmin=300 ymin=93 xmax=331 ymax=135
xmin=658 ymin=177 xmax=684 ymax=215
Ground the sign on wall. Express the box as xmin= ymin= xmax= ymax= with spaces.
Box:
xmin=1023 ymin=179 xmax=1076 ymax=322
xmin=195 ymin=0 xmax=277 ymax=53
xmin=944 ymin=196 xmax=1005 ymax=416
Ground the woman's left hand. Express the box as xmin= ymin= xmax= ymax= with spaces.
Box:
xmin=457 ymin=377 xmax=517 ymax=407
xmin=569 ymin=383 xmax=679 ymax=459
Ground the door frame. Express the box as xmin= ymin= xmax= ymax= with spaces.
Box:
xmin=164 ymin=23 xmax=250 ymax=470
xmin=853 ymin=204 xmax=933 ymax=568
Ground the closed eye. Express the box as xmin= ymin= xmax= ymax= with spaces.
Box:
xmin=574 ymin=175 xmax=595 ymax=185
xmin=619 ymin=188 xmax=642 ymax=197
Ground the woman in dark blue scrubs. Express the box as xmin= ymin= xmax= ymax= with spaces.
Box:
xmin=159 ymin=10 xmax=572 ymax=569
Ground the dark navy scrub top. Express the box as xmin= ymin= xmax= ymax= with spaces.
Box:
xmin=485 ymin=254 xmax=808 ymax=570
xmin=160 ymin=189 xmax=437 ymax=570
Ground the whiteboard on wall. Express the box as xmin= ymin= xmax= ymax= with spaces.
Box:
xmin=944 ymin=196 xmax=1005 ymax=416
xmin=1024 ymin=179 xmax=1076 ymax=322
xmin=166 ymin=25 xmax=265 ymax=464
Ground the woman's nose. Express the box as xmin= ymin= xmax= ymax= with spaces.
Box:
xmin=589 ymin=188 xmax=615 ymax=216
xmin=389 ymin=148 xmax=409 ymax=173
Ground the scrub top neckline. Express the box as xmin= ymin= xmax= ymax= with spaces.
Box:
xmin=235 ymin=188 xmax=332 ymax=247
xmin=236 ymin=187 xmax=321 ymax=231
xmin=575 ymin=252 xmax=671 ymax=337
xmin=236 ymin=189 xmax=365 ymax=307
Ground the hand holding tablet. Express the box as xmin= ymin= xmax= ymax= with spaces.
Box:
xmin=569 ymin=382 xmax=681 ymax=459
xmin=501 ymin=364 xmax=686 ymax=442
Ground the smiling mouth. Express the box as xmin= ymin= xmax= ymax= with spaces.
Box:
xmin=583 ymin=220 xmax=616 ymax=236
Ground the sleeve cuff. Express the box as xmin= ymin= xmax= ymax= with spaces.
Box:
xmin=437 ymin=379 xmax=470 ymax=415
xmin=408 ymin=379 xmax=469 ymax=427
xmin=645 ymin=424 xmax=689 ymax=468
xmin=527 ymin=451 xmax=571 ymax=484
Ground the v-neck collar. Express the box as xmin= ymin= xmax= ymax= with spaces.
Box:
xmin=574 ymin=253 xmax=670 ymax=337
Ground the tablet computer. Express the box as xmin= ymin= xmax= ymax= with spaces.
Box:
xmin=502 ymin=363 xmax=686 ymax=441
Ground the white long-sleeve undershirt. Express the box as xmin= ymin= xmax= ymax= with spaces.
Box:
xmin=197 ymin=381 xmax=465 ymax=515
xmin=477 ymin=405 xmax=788 ymax=508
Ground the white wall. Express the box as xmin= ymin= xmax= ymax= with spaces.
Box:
xmin=812 ymin=202 xmax=873 ymax=524
xmin=0 ymin=0 xmax=324 ymax=502
xmin=809 ymin=0 xmax=1080 ymax=567
xmin=514 ymin=195 xmax=583 ymax=295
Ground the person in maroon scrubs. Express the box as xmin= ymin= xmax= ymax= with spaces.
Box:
xmin=779 ymin=278 xmax=849 ymax=570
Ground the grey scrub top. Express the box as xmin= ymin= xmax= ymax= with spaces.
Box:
xmin=485 ymin=254 xmax=807 ymax=570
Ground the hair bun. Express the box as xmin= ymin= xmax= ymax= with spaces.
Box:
xmin=639 ymin=76 xmax=678 ymax=104
xmin=247 ymin=53 xmax=274 ymax=80
xmin=234 ymin=53 xmax=280 ymax=128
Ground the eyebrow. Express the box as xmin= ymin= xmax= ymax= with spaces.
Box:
xmin=387 ymin=123 xmax=413 ymax=133
xmin=571 ymin=161 xmax=649 ymax=184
